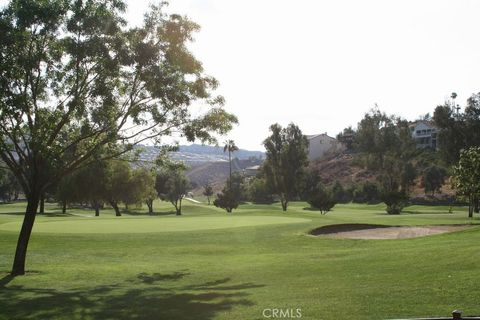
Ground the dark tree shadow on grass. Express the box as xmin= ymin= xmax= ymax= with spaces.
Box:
xmin=0 ymin=272 xmax=264 ymax=320
xmin=0 ymin=274 xmax=14 ymax=287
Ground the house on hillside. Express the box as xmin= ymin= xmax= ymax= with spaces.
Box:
xmin=244 ymin=165 xmax=260 ymax=177
xmin=307 ymin=133 xmax=344 ymax=161
xmin=409 ymin=121 xmax=439 ymax=150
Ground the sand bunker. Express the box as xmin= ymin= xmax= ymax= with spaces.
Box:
xmin=310 ymin=224 xmax=473 ymax=239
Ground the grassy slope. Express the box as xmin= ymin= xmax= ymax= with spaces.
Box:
xmin=0 ymin=200 xmax=479 ymax=320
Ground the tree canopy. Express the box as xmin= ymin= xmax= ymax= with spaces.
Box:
xmin=452 ymin=147 xmax=480 ymax=217
xmin=0 ymin=0 xmax=237 ymax=276
xmin=262 ymin=123 xmax=309 ymax=211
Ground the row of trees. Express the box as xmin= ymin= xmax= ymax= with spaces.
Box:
xmin=55 ymin=158 xmax=191 ymax=216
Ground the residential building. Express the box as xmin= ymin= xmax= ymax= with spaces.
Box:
xmin=306 ymin=133 xmax=344 ymax=161
xmin=409 ymin=121 xmax=438 ymax=150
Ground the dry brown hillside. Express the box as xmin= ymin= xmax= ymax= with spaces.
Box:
xmin=186 ymin=158 xmax=262 ymax=194
xmin=310 ymin=153 xmax=454 ymax=198
xmin=310 ymin=154 xmax=377 ymax=186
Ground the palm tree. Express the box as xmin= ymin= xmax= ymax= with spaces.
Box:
xmin=223 ymin=140 xmax=239 ymax=189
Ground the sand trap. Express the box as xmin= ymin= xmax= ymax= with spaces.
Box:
xmin=310 ymin=224 xmax=474 ymax=239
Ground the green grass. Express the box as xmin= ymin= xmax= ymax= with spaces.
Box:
xmin=0 ymin=200 xmax=479 ymax=320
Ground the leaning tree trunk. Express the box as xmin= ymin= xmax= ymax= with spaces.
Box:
xmin=11 ymin=194 xmax=40 ymax=276
xmin=109 ymin=200 xmax=121 ymax=216
xmin=280 ymin=195 xmax=288 ymax=211
xmin=146 ymin=199 xmax=153 ymax=214
xmin=93 ymin=201 xmax=100 ymax=217
xmin=174 ymin=199 xmax=182 ymax=216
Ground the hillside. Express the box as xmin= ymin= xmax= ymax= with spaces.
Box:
xmin=310 ymin=153 xmax=454 ymax=199
xmin=136 ymin=144 xmax=264 ymax=164
xmin=187 ymin=158 xmax=263 ymax=193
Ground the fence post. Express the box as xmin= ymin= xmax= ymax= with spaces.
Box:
xmin=452 ymin=310 xmax=462 ymax=320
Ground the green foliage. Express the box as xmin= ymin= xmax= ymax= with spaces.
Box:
xmin=0 ymin=167 xmax=21 ymax=202
xmin=353 ymin=181 xmax=381 ymax=204
xmin=452 ymin=147 xmax=480 ymax=217
xmin=263 ymin=123 xmax=309 ymax=211
xmin=336 ymin=127 xmax=355 ymax=151
xmin=306 ymin=182 xmax=336 ymax=214
xmin=155 ymin=165 xmax=189 ymax=215
xmin=331 ymin=181 xmax=345 ymax=203
xmin=352 ymin=108 xmax=417 ymax=214
xmin=433 ymin=94 xmax=480 ymax=165
xmin=422 ymin=165 xmax=447 ymax=196
xmin=247 ymin=177 xmax=274 ymax=204
xmin=229 ymin=172 xmax=247 ymax=203
xmin=130 ymin=167 xmax=157 ymax=213
xmin=213 ymin=173 xmax=246 ymax=213
xmin=202 ymin=182 xmax=214 ymax=205
xmin=213 ymin=187 xmax=239 ymax=213
xmin=0 ymin=0 xmax=237 ymax=274
xmin=381 ymin=190 xmax=408 ymax=215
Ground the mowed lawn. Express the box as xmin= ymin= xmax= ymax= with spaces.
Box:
xmin=0 ymin=200 xmax=479 ymax=320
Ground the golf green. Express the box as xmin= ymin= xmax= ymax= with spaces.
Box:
xmin=0 ymin=215 xmax=311 ymax=234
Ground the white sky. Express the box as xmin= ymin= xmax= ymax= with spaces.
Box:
xmin=3 ymin=0 xmax=480 ymax=151
xmin=132 ymin=0 xmax=480 ymax=151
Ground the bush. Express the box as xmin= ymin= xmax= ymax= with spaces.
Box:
xmin=213 ymin=188 xmax=239 ymax=213
xmin=307 ymin=183 xmax=336 ymax=214
xmin=381 ymin=190 xmax=407 ymax=214
xmin=247 ymin=177 xmax=274 ymax=204
xmin=352 ymin=181 xmax=380 ymax=204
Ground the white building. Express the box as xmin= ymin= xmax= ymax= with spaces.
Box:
xmin=306 ymin=133 xmax=344 ymax=161
xmin=409 ymin=121 xmax=438 ymax=150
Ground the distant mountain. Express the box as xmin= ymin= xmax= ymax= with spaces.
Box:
xmin=135 ymin=144 xmax=264 ymax=164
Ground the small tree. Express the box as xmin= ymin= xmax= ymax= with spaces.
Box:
xmin=156 ymin=165 xmax=189 ymax=215
xmin=203 ymin=182 xmax=214 ymax=205
xmin=381 ymin=190 xmax=407 ymax=215
xmin=452 ymin=147 xmax=480 ymax=217
xmin=263 ymin=123 xmax=309 ymax=211
xmin=307 ymin=183 xmax=336 ymax=214
xmin=422 ymin=165 xmax=447 ymax=196
xmin=213 ymin=187 xmax=238 ymax=213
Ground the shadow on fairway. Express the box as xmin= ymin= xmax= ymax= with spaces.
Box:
xmin=0 ymin=272 xmax=264 ymax=319
xmin=0 ymin=274 xmax=14 ymax=287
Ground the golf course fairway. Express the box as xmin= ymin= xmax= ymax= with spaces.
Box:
xmin=0 ymin=215 xmax=311 ymax=234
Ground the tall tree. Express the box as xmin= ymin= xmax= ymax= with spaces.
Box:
xmin=202 ymin=181 xmax=213 ymax=205
xmin=131 ymin=167 xmax=157 ymax=214
xmin=263 ymin=123 xmax=309 ymax=211
xmin=422 ymin=165 xmax=447 ymax=196
xmin=223 ymin=140 xmax=238 ymax=189
xmin=0 ymin=0 xmax=237 ymax=275
xmin=104 ymin=160 xmax=132 ymax=217
xmin=355 ymin=108 xmax=417 ymax=214
xmin=433 ymin=93 xmax=480 ymax=165
xmin=452 ymin=147 xmax=480 ymax=218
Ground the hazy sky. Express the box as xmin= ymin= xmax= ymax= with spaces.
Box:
xmin=3 ymin=0 xmax=480 ymax=151
xmin=126 ymin=0 xmax=480 ymax=151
